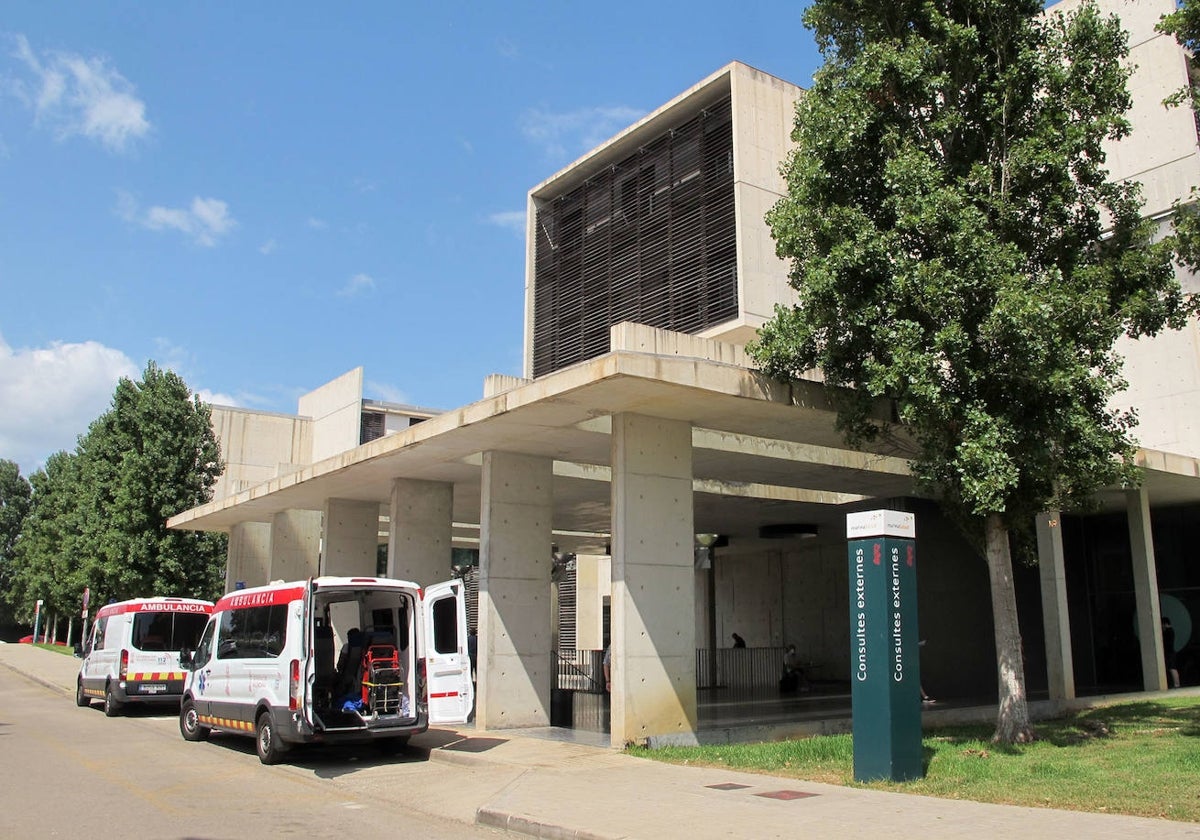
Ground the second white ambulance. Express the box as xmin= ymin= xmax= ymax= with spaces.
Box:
xmin=178 ymin=575 xmax=473 ymax=764
xmin=76 ymin=596 xmax=214 ymax=715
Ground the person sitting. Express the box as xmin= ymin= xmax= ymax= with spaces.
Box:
xmin=731 ymin=632 xmax=747 ymax=648
xmin=780 ymin=644 xmax=808 ymax=692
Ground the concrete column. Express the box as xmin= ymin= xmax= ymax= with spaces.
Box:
xmin=225 ymin=521 xmax=272 ymax=593
xmin=269 ymin=509 xmax=322 ymax=582
xmin=1036 ymin=512 xmax=1075 ymax=702
xmin=475 ymin=452 xmax=553 ymax=730
xmin=1127 ymin=487 xmax=1167 ymax=691
xmin=387 ymin=478 xmax=453 ymax=585
xmin=610 ymin=413 xmax=696 ymax=747
xmin=322 ymin=498 xmax=380 ymax=577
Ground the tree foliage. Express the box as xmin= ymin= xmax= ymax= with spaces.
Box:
xmin=5 ymin=362 xmax=227 ymax=624
xmin=0 ymin=459 xmax=32 ymax=625
xmin=750 ymin=0 xmax=1197 ymax=742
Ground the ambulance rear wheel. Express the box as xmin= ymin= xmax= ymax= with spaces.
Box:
xmin=180 ymin=699 xmax=209 ymax=742
xmin=103 ymin=683 xmax=122 ymax=717
xmin=255 ymin=712 xmax=288 ymax=765
xmin=75 ymin=679 xmax=89 ymax=708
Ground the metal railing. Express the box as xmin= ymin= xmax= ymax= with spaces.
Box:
xmin=696 ymin=646 xmax=789 ymax=691
xmin=552 ymin=646 xmax=816 ymax=732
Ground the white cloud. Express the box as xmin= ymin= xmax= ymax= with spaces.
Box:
xmin=0 ymin=334 xmax=139 ymax=475
xmin=10 ymin=34 xmax=150 ymax=152
xmin=337 ymin=273 xmax=376 ymax=297
xmin=258 ymin=238 xmax=277 ymax=255
xmin=520 ymin=104 xmax=645 ymax=159
xmin=195 ymin=388 xmax=238 ymax=407
xmin=366 ymin=380 xmax=411 ymax=406
xmin=488 ymin=210 xmax=526 ymax=237
xmin=307 ymin=217 xmax=328 ymax=230
xmin=123 ymin=194 xmax=236 ymax=247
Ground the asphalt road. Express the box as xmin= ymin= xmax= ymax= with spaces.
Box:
xmin=3 ymin=669 xmax=512 ymax=839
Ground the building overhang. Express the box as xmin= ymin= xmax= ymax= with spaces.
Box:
xmin=172 ymin=333 xmax=1200 ymax=553
xmin=170 ymin=342 xmax=915 ymax=552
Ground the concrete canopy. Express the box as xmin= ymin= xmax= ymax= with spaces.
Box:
xmin=170 ymin=335 xmax=1200 ymax=554
xmin=169 ymin=343 xmax=918 ymax=554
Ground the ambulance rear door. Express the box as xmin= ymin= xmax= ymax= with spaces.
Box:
xmin=301 ymin=578 xmax=317 ymax=729
xmin=423 ymin=579 xmax=473 ymax=725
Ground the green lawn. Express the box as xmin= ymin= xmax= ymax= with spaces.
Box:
xmin=33 ymin=642 xmax=77 ymax=657
xmin=633 ymin=697 xmax=1200 ymax=823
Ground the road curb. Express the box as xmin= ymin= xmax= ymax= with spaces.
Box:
xmin=476 ymin=806 xmax=626 ymax=840
xmin=0 ymin=657 xmax=73 ymax=697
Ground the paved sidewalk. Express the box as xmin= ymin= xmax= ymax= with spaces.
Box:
xmin=3 ymin=642 xmax=1197 ymax=839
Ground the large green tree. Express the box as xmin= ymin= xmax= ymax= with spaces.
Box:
xmin=750 ymin=0 xmax=1197 ymax=743
xmin=7 ymin=363 xmax=226 ymax=623
xmin=0 ymin=459 xmax=32 ymax=625
xmin=74 ymin=361 xmax=227 ymax=602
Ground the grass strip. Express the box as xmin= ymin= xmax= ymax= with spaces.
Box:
xmin=633 ymin=697 xmax=1200 ymax=822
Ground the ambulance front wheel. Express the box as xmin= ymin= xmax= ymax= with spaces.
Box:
xmin=180 ymin=699 xmax=209 ymax=742
xmin=103 ymin=683 xmax=123 ymax=717
xmin=255 ymin=711 xmax=289 ymax=765
xmin=75 ymin=679 xmax=89 ymax=708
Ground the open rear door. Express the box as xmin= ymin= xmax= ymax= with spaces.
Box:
xmin=423 ymin=578 xmax=474 ymax=725
xmin=301 ymin=578 xmax=316 ymax=728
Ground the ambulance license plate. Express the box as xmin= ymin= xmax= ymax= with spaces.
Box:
xmin=140 ymin=684 xmax=166 ymax=694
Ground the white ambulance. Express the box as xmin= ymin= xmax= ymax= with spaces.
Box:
xmin=177 ymin=576 xmax=473 ymax=764
xmin=76 ymin=596 xmax=214 ymax=716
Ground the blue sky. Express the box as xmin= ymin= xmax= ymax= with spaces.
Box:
xmin=0 ymin=1 xmax=821 ymax=476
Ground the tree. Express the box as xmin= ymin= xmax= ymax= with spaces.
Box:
xmin=74 ymin=362 xmax=227 ymax=603
xmin=750 ymin=1 xmax=1197 ymax=743
xmin=0 ymin=459 xmax=32 ymax=625
xmin=6 ymin=363 xmax=227 ymax=621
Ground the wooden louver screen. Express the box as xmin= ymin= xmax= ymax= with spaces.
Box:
xmin=532 ymin=95 xmax=737 ymax=378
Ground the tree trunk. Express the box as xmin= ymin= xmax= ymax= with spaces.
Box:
xmin=985 ymin=513 xmax=1034 ymax=743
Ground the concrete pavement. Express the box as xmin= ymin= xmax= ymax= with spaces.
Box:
xmin=3 ymin=642 xmax=1196 ymax=839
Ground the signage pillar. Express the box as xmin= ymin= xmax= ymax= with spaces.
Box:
xmin=33 ymin=598 xmax=44 ymax=645
xmin=847 ymin=510 xmax=923 ymax=782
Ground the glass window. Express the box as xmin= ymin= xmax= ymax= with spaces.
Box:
xmin=431 ymin=597 xmax=459 ymax=655
xmin=217 ymin=605 xmax=288 ymax=659
xmin=132 ymin=612 xmax=210 ymax=651
xmin=192 ymin=619 xmax=215 ymax=668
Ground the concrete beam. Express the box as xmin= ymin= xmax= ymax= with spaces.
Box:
xmin=322 ymin=498 xmax=380 ymax=577
xmin=1036 ymin=512 xmax=1075 ymax=701
xmin=387 ymin=478 xmax=453 ymax=585
xmin=610 ymin=413 xmax=697 ymax=747
xmin=225 ymin=521 xmax=271 ymax=593
xmin=1126 ymin=487 xmax=1167 ymax=691
xmin=269 ymin=509 xmax=321 ymax=582
xmin=476 ymin=451 xmax=553 ymax=730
